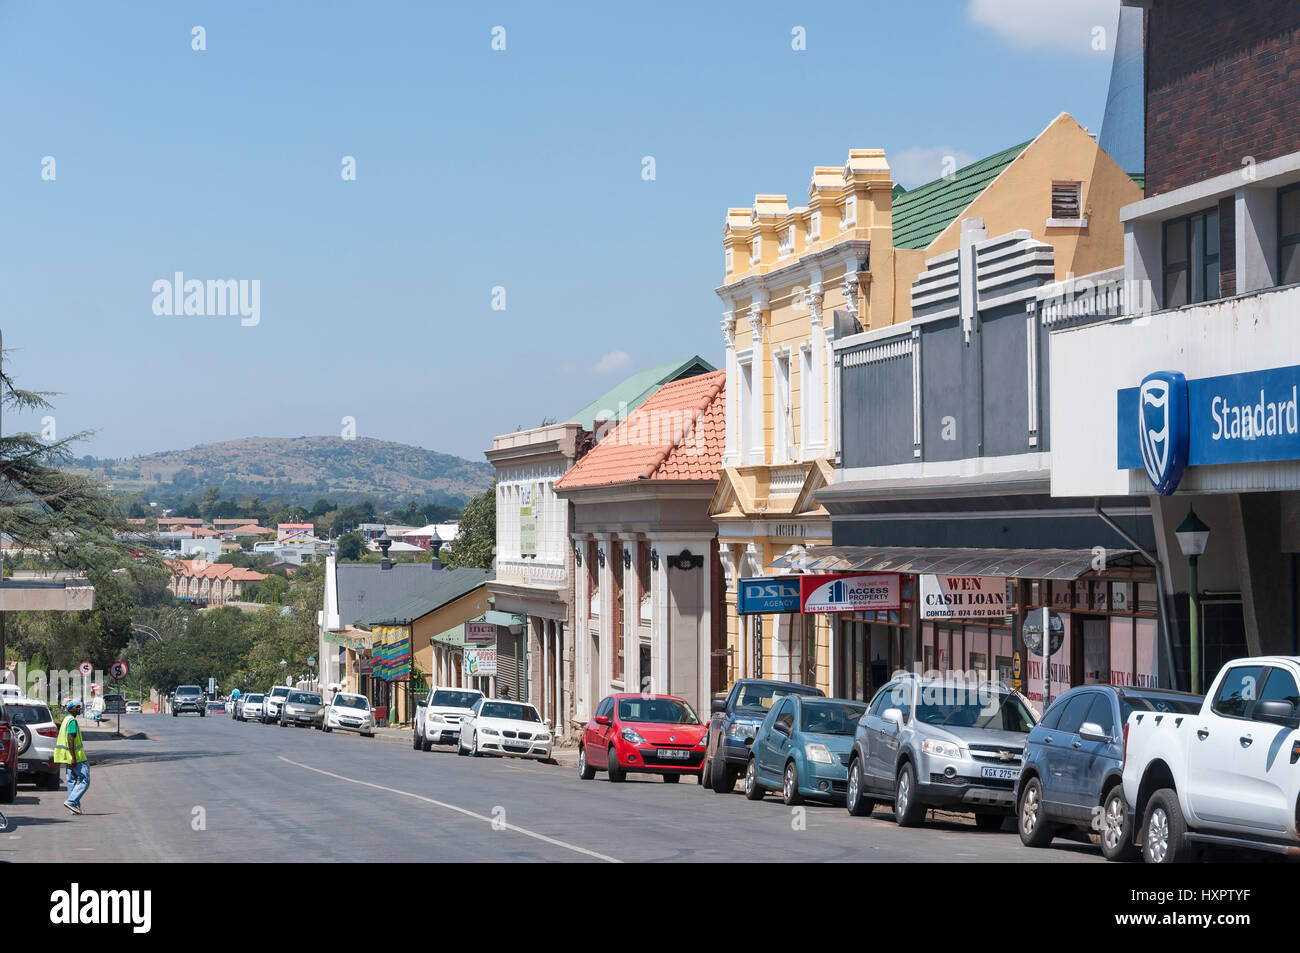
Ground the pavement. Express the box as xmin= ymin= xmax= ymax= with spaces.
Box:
xmin=1 ymin=713 xmax=1108 ymax=863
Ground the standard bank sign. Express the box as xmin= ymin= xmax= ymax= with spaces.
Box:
xmin=1118 ymin=364 xmax=1300 ymax=494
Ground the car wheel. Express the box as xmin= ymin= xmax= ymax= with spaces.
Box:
xmin=323 ymin=721 xmax=331 ymax=733
xmin=606 ymin=746 xmax=626 ymax=783
xmin=699 ymin=756 xmax=713 ymax=790
xmin=894 ymin=762 xmax=925 ymax=827
xmin=172 ymin=711 xmax=177 ymax=718
xmin=13 ymin=725 xmax=30 ymax=756
xmin=200 ymin=711 xmax=206 ymax=717
xmin=421 ymin=735 xmax=432 ymax=753
xmin=412 ymin=729 xmax=421 ymax=750
xmin=1017 ymin=776 xmax=1056 ymax=847
xmin=1100 ymin=786 xmax=1141 ymax=862
xmin=0 ymin=774 xmax=15 ymax=804
xmin=1142 ymin=788 xmax=1193 ymax=864
xmin=743 ymin=757 xmax=764 ymax=801
xmin=577 ymin=745 xmax=596 ymax=780
xmin=845 ymin=757 xmax=874 ymax=817
xmin=457 ymin=736 xmax=468 ymax=756
xmin=712 ymin=762 xmax=737 ymax=795
xmin=470 ymin=732 xmax=482 ymax=757
xmin=782 ymin=761 xmax=803 ymax=807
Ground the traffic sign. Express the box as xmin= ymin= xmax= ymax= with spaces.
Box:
xmin=1022 ymin=611 xmax=1064 ymax=656
xmin=109 ymin=660 xmax=129 ymax=681
xmin=78 ymin=661 xmax=93 ymax=677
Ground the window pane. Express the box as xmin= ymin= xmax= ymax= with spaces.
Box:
xmin=1281 ymin=243 xmax=1300 ymax=286
xmin=1281 ymin=187 xmax=1300 ymax=239
xmin=1165 ymin=219 xmax=1188 ymax=264
xmin=1205 ymin=210 xmax=1220 ymax=256
xmin=1165 ymin=265 xmax=1189 ymax=308
xmin=1259 ymin=668 xmax=1300 ymax=708
xmin=1191 ymin=215 xmax=1205 ymax=301
xmin=1212 ymin=666 xmax=1263 ymax=717
xmin=1056 ymin=693 xmax=1096 ymax=734
xmin=1085 ymin=694 xmax=1118 ymax=735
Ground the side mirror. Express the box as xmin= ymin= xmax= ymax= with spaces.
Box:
xmin=1254 ymin=700 xmax=1298 ymax=726
xmin=1078 ymin=721 xmax=1109 ymax=743
xmin=883 ymin=708 xmax=903 ymax=726
xmin=595 ymin=714 xmax=611 ymax=726
xmin=711 ymin=699 xmax=727 ymax=714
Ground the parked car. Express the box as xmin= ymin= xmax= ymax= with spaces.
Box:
xmin=459 ymin=699 xmax=552 ymax=761
xmin=703 ymin=679 xmax=825 ymax=794
xmin=845 ymin=675 xmax=1036 ymax=829
xmin=240 ymin=694 xmax=266 ymax=721
xmin=1015 ymin=684 xmax=1201 ymax=859
xmin=173 ymin=685 xmax=206 ymax=716
xmin=0 ymin=684 xmax=24 ymax=705
xmin=4 ymin=699 xmax=60 ymax=791
xmin=261 ymin=685 xmax=292 ymax=724
xmin=102 ymin=693 xmax=126 ymax=714
xmin=0 ymin=698 xmax=17 ymax=803
xmin=744 ymin=696 xmax=868 ymax=805
xmin=278 ymin=691 xmax=323 ymax=728
xmin=205 ymin=700 xmax=227 ymax=716
xmin=578 ymin=693 xmax=707 ymax=782
xmin=322 ymin=693 xmax=375 ymax=737
xmin=1121 ymin=656 xmax=1300 ymax=863
xmin=413 ymin=686 xmax=484 ymax=751
xmin=125 ymin=700 xmax=142 ymax=714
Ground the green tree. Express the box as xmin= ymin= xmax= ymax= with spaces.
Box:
xmin=336 ymin=531 xmax=363 ymax=562
xmin=441 ymin=484 xmax=494 ymax=570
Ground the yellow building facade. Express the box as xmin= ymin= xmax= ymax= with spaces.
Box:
xmin=711 ymin=114 xmax=1141 ymax=697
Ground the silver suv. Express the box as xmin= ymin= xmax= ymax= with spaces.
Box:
xmin=6 ymin=699 xmax=60 ymax=790
xmin=845 ymin=676 xmax=1037 ymax=830
xmin=173 ymin=685 xmax=206 ymax=716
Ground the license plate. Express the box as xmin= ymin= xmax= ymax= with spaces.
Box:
xmin=17 ymin=762 xmax=28 ymax=771
xmin=979 ymin=766 xmax=1019 ymax=780
xmin=297 ymin=716 xmax=311 ymax=722
xmin=657 ymin=749 xmax=690 ymax=759
xmin=506 ymin=741 xmax=531 ymax=749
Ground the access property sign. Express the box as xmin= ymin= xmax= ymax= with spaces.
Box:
xmin=799 ymin=574 xmax=901 ymax=613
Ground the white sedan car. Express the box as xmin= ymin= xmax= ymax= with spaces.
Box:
xmin=322 ymin=692 xmax=375 ymax=737
xmin=457 ymin=698 xmax=553 ymax=761
xmin=240 ymin=694 xmax=265 ymax=721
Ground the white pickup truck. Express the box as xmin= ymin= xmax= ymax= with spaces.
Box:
xmin=1121 ymin=655 xmax=1300 ymax=862
xmin=412 ymin=686 xmax=484 ymax=752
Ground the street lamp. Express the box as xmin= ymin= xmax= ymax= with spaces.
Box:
xmin=1174 ymin=507 xmax=1211 ymax=694
xmin=279 ymin=658 xmax=288 ymax=686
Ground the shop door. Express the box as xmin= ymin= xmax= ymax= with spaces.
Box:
xmin=1074 ymin=615 xmax=1109 ymax=686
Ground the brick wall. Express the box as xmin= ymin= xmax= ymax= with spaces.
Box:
xmin=1146 ymin=0 xmax=1300 ymax=195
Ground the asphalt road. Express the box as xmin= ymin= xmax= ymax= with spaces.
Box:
xmin=1 ymin=714 xmax=1106 ymax=863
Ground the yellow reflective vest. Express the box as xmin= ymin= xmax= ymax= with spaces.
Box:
xmin=54 ymin=715 xmax=87 ymax=765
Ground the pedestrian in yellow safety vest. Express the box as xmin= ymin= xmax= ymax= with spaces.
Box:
xmin=54 ymin=697 xmax=90 ymax=816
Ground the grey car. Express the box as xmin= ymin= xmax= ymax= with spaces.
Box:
xmin=845 ymin=676 xmax=1037 ymax=829
xmin=1015 ymin=684 xmax=1202 ymax=860
xmin=278 ymin=690 xmax=324 ymax=728
xmin=173 ymin=685 xmax=206 ymax=716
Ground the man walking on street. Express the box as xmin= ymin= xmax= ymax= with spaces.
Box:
xmin=55 ymin=697 xmax=90 ymax=815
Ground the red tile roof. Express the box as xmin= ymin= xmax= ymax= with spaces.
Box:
xmin=556 ymin=370 xmax=725 ymax=490
xmin=168 ymin=559 xmax=268 ymax=582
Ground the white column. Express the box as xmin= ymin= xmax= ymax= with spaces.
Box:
xmin=805 ymin=282 xmax=826 ymax=457
xmin=747 ymin=298 xmax=766 ymax=465
xmin=721 ymin=308 xmax=739 ymax=466
xmin=541 ymin=620 xmax=551 ymax=724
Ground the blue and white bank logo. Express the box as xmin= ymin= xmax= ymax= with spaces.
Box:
xmin=1138 ymin=371 xmax=1190 ymax=495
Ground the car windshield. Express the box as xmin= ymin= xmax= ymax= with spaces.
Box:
xmin=733 ymin=683 xmax=820 ymax=715
xmin=617 ymin=697 xmax=700 ymax=725
xmin=800 ymin=701 xmax=867 ymax=735
xmin=479 ymin=702 xmax=540 ymax=722
xmin=430 ymin=690 xmax=480 ymax=708
xmin=269 ymin=687 xmax=289 ymax=697
xmin=287 ymin=693 xmax=320 ymax=704
xmin=1122 ymin=695 xmax=1202 ymax=718
xmin=177 ymin=686 xmax=201 ymax=695
xmin=7 ymin=703 xmax=52 ymax=725
xmin=915 ymin=689 xmax=1035 ymax=733
xmin=246 ymin=695 xmax=264 ymax=703
xmin=334 ymin=695 xmax=369 ymax=709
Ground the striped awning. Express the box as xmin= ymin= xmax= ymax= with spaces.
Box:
xmin=767 ymin=546 xmax=1145 ymax=580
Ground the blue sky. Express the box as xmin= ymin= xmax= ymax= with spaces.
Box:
xmin=1 ymin=0 xmax=1121 ymax=462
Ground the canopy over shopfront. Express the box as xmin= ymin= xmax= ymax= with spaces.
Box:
xmin=768 ymin=545 xmax=1145 ymax=580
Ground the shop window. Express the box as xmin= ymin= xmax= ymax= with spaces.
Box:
xmin=1163 ymin=208 xmax=1220 ymax=308
xmin=1280 ymin=184 xmax=1300 ymax=287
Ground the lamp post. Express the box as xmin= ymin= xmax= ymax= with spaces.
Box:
xmin=279 ymin=658 xmax=287 ymax=686
xmin=1174 ymin=507 xmax=1211 ymax=694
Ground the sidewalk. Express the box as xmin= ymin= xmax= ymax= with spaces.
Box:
xmin=373 ymin=725 xmax=580 ymax=767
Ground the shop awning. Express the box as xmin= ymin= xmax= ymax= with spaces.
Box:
xmin=767 ymin=546 xmax=1145 ymax=580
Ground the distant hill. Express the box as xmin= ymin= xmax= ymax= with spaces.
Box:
xmin=75 ymin=436 xmax=494 ymax=507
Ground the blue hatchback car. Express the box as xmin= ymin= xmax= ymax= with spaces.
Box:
xmin=1015 ymin=684 xmax=1201 ymax=860
xmin=743 ymin=696 xmax=868 ymax=805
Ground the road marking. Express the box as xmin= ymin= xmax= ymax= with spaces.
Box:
xmin=278 ymin=756 xmax=621 ymax=863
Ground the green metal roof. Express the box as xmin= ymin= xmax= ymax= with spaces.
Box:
xmin=890 ymin=140 xmax=1033 ymax=250
xmin=431 ymin=621 xmax=474 ymax=648
xmin=567 ymin=355 xmax=716 ymax=430
xmin=359 ymin=567 xmax=491 ymax=626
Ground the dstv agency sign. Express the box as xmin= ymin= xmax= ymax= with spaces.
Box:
xmin=1118 ymin=364 xmax=1300 ymax=495
xmin=737 ymin=576 xmax=801 ymax=615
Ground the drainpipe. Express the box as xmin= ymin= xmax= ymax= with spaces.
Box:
xmin=1094 ymin=500 xmax=1180 ymax=691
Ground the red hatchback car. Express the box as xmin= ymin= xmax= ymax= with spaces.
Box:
xmin=578 ymin=693 xmax=708 ymax=783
